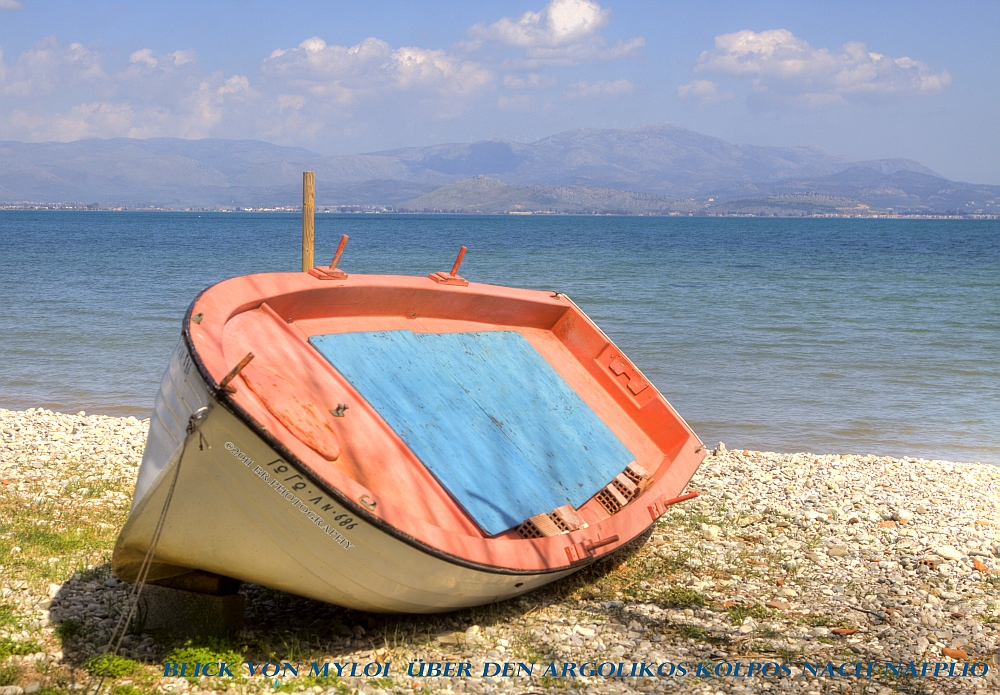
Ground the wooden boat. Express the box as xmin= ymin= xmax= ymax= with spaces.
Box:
xmin=113 ymin=246 xmax=706 ymax=613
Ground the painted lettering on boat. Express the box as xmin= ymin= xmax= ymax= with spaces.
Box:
xmin=226 ymin=441 xmax=355 ymax=548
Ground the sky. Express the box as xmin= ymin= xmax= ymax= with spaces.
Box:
xmin=0 ymin=0 xmax=997 ymax=183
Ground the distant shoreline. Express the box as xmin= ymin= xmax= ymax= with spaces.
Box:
xmin=1 ymin=206 xmax=996 ymax=220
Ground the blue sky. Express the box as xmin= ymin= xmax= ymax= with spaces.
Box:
xmin=1 ymin=0 xmax=996 ymax=183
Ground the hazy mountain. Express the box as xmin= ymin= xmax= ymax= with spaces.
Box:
xmin=371 ymin=124 xmax=857 ymax=195
xmin=0 ymin=125 xmax=996 ymax=213
xmin=400 ymin=175 xmax=687 ymax=214
xmin=711 ymin=160 xmax=1000 ymax=214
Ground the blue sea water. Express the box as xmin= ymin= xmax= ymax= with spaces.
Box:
xmin=1 ymin=211 xmax=997 ymax=463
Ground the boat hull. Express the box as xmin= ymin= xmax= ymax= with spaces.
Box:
xmin=114 ymin=339 xmax=576 ymax=613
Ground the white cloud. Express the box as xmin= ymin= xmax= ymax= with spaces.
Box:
xmin=0 ymin=0 xmax=23 ymax=9
xmin=502 ymin=73 xmax=556 ymax=89
xmin=695 ymin=29 xmax=951 ymax=105
xmin=49 ymin=102 xmax=136 ymax=141
xmin=0 ymin=39 xmax=252 ymax=141
xmin=1 ymin=38 xmax=106 ymax=98
xmin=677 ymin=79 xmax=732 ymax=106
xmin=566 ymin=79 xmax=633 ymax=99
xmin=0 ymin=33 xmax=494 ymax=144
xmin=261 ymin=36 xmax=491 ymax=97
xmin=472 ymin=0 xmax=609 ymax=48
xmin=469 ymin=0 xmax=642 ymax=67
xmin=129 ymin=49 xmax=158 ymax=68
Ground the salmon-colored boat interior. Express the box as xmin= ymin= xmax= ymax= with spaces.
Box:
xmin=187 ymin=259 xmax=704 ymax=573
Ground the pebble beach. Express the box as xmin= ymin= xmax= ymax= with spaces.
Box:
xmin=2 ymin=407 xmax=1000 ymax=695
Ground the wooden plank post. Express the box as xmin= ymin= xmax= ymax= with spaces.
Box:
xmin=302 ymin=171 xmax=315 ymax=272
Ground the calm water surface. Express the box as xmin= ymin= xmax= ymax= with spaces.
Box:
xmin=1 ymin=212 xmax=997 ymax=463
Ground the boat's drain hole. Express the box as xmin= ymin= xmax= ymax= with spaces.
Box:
xmin=515 ymin=582 xmax=524 ymax=588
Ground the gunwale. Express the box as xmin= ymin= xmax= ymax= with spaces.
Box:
xmin=184 ymin=271 xmax=706 ymax=573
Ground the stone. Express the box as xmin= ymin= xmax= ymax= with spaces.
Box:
xmin=893 ymin=509 xmax=914 ymax=523
xmin=942 ymin=647 xmax=968 ymax=660
xmin=765 ymin=600 xmax=790 ymax=610
xmin=935 ymin=546 xmax=964 ymax=561
xmin=827 ymin=545 xmax=850 ymax=557
xmin=435 ymin=632 xmax=462 ymax=646
xmin=698 ymin=523 xmax=721 ymax=541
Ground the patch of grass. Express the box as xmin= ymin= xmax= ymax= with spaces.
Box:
xmin=84 ymin=653 xmax=141 ymax=679
xmin=537 ymin=674 xmax=563 ymax=688
xmin=656 ymin=586 xmax=708 ymax=608
xmin=510 ymin=639 xmax=545 ymax=663
xmin=0 ymin=603 xmax=19 ymax=628
xmin=0 ymin=637 xmax=43 ymax=658
xmin=799 ymin=614 xmax=850 ymax=629
xmin=55 ymin=619 xmax=83 ymax=640
xmin=0 ymin=663 xmax=20 ymax=687
xmin=673 ymin=624 xmax=708 ymax=640
xmin=776 ymin=646 xmax=803 ymax=661
xmin=165 ymin=638 xmax=243 ymax=665
xmin=271 ymin=674 xmax=349 ymax=694
xmin=726 ymin=603 xmax=772 ymax=625
xmin=301 ymin=674 xmax=350 ymax=693
xmin=112 ymin=686 xmax=158 ymax=695
xmin=165 ymin=639 xmax=243 ymax=682
xmin=12 ymin=527 xmax=89 ymax=555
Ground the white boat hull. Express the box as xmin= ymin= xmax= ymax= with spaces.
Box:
xmin=115 ymin=339 xmax=576 ymax=613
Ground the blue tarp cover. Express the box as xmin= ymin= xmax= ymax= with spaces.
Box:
xmin=309 ymin=330 xmax=635 ymax=535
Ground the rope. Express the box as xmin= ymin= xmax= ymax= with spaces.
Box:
xmin=83 ymin=407 xmax=208 ymax=695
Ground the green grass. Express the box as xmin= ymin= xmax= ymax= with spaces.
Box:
xmin=0 ymin=638 xmax=43 ymax=658
xmin=164 ymin=639 xmax=244 ymax=683
xmin=0 ymin=462 xmax=130 ymax=592
xmin=673 ymin=624 xmax=708 ymax=640
xmin=112 ymin=685 xmax=158 ymax=695
xmin=0 ymin=603 xmax=19 ymax=629
xmin=10 ymin=527 xmax=89 ymax=555
xmin=656 ymin=586 xmax=708 ymax=608
xmin=271 ymin=674 xmax=350 ymax=693
xmin=54 ymin=619 xmax=83 ymax=640
xmin=0 ymin=663 xmax=20 ymax=687
xmin=34 ymin=687 xmax=68 ymax=695
xmin=799 ymin=614 xmax=851 ymax=629
xmin=725 ymin=603 xmax=772 ymax=625
xmin=85 ymin=654 xmax=141 ymax=679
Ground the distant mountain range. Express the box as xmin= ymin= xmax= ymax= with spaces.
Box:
xmin=1 ymin=124 xmax=997 ymax=215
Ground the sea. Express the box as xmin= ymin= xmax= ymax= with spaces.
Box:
xmin=1 ymin=212 xmax=997 ymax=463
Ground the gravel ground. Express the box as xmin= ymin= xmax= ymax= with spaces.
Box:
xmin=2 ymin=407 xmax=1000 ymax=695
